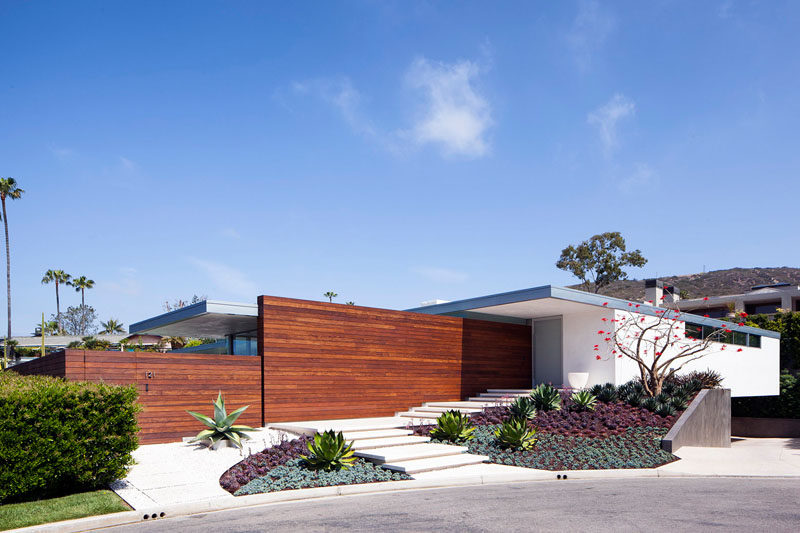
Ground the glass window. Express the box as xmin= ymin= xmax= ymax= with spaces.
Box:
xmin=744 ymin=301 xmax=781 ymax=315
xmin=685 ymin=323 xmax=703 ymax=340
xmin=732 ymin=331 xmax=747 ymax=346
xmin=748 ymin=334 xmax=761 ymax=348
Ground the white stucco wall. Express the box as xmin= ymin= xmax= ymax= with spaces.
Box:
xmin=561 ymin=307 xmax=616 ymax=388
xmin=610 ymin=310 xmax=779 ymax=397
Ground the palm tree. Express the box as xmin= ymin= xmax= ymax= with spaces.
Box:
xmin=323 ymin=291 xmax=338 ymax=303
xmin=100 ymin=318 xmax=125 ymax=334
xmin=41 ymin=269 xmax=72 ymax=333
xmin=0 ymin=178 xmax=23 ymax=368
xmin=72 ymin=276 xmax=95 ymax=307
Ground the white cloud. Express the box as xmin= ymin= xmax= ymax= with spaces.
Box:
xmin=292 ymin=78 xmax=376 ymax=137
xmin=587 ymin=93 xmax=636 ymax=154
xmin=566 ymin=0 xmax=616 ymax=71
xmin=403 ymin=57 xmax=492 ymax=158
xmin=101 ymin=267 xmax=142 ymax=297
xmin=218 ymin=228 xmax=242 ymax=240
xmin=188 ymin=258 xmax=257 ymax=298
xmin=618 ymin=163 xmax=659 ymax=193
xmin=413 ymin=267 xmax=469 ymax=284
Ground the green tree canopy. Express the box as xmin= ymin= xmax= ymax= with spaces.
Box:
xmin=556 ymin=231 xmax=647 ymax=293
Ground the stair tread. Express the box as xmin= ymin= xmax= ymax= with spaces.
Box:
xmin=412 ymin=406 xmax=483 ymax=413
xmin=342 ymin=429 xmax=413 ymax=440
xmin=350 ymin=436 xmax=430 ymax=450
xmin=355 ymin=443 xmax=468 ymax=463
xmin=428 ymin=401 xmax=496 ymax=408
xmin=486 ymin=389 xmax=534 ymax=393
xmin=382 ymin=454 xmax=489 ymax=474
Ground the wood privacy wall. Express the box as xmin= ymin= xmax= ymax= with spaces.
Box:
xmin=258 ymin=296 xmax=532 ymax=423
xmin=13 ymin=350 xmax=261 ymax=444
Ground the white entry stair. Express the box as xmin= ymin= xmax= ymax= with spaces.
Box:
xmin=269 ymin=389 xmax=533 ymax=475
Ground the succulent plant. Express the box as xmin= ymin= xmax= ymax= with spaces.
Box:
xmin=624 ymin=391 xmax=644 ymax=408
xmin=641 ymin=396 xmax=660 ymax=412
xmin=668 ymin=394 xmax=689 ymax=411
xmin=431 ymin=409 xmax=475 ymax=442
xmin=508 ymin=396 xmax=537 ymax=420
xmin=595 ymin=383 xmax=619 ymax=403
xmin=187 ymin=391 xmax=253 ymax=449
xmin=570 ymin=390 xmax=598 ymax=412
xmin=494 ymin=418 xmax=537 ymax=450
xmin=654 ymin=402 xmax=677 ymax=418
xmin=301 ymin=430 xmax=356 ymax=471
xmin=531 ymin=384 xmax=562 ymax=412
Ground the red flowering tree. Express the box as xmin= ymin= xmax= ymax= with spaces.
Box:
xmin=593 ymin=299 xmax=745 ymax=397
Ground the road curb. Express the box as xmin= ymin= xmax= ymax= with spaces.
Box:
xmin=9 ymin=470 xmax=800 ymax=532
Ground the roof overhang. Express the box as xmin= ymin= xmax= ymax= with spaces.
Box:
xmin=129 ymin=300 xmax=258 ymax=337
xmin=407 ymin=285 xmax=781 ymax=338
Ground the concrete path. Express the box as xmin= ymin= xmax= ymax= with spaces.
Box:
xmin=100 ymin=478 xmax=800 ymax=532
xmin=112 ymin=428 xmax=289 ymax=509
xmin=658 ymin=437 xmax=800 ymax=477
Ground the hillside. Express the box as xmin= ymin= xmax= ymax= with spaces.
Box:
xmin=569 ymin=267 xmax=800 ymax=301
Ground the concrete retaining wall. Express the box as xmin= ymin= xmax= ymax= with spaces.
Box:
xmin=732 ymin=417 xmax=800 ymax=438
xmin=661 ymin=388 xmax=731 ymax=453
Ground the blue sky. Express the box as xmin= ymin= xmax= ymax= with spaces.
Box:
xmin=1 ymin=1 xmax=799 ymax=335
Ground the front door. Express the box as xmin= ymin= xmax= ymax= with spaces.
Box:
xmin=533 ymin=317 xmax=563 ymax=386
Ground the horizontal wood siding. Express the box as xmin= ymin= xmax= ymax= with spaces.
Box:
xmin=259 ymin=296 xmax=532 ymax=423
xmin=11 ymin=350 xmax=67 ymax=377
xmin=460 ymin=318 xmax=532 ymax=398
xmin=13 ymin=349 xmax=261 ymax=444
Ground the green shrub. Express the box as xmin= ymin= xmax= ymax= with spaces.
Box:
xmin=430 ymin=410 xmax=475 ymax=443
xmin=0 ymin=372 xmax=140 ymax=504
xmin=508 ymin=396 xmax=536 ymax=420
xmin=530 ymin=384 xmax=561 ymax=412
xmin=594 ymin=383 xmax=618 ymax=403
xmin=494 ymin=418 xmax=537 ymax=450
xmin=300 ymin=430 xmax=355 ymax=472
xmin=732 ymin=371 xmax=800 ymax=419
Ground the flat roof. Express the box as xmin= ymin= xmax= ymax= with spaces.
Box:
xmin=129 ymin=300 xmax=258 ymax=337
xmin=407 ymin=285 xmax=781 ymax=338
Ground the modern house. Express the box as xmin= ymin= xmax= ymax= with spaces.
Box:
xmin=673 ymin=282 xmax=800 ymax=318
xmin=14 ymin=284 xmax=780 ymax=444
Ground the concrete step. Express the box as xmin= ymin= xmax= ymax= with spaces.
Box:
xmin=341 ymin=429 xmax=412 ymax=440
xmin=397 ymin=411 xmax=440 ymax=421
xmin=478 ymin=392 xmax=532 ymax=398
xmin=426 ymin=401 xmax=496 ymax=409
xmin=467 ymin=397 xmax=512 ymax=403
xmin=350 ymin=435 xmax=431 ymax=450
xmin=486 ymin=389 xmax=534 ymax=394
xmin=382 ymin=453 xmax=489 ymax=474
xmin=411 ymin=406 xmax=483 ymax=414
xmin=355 ymin=443 xmax=468 ymax=464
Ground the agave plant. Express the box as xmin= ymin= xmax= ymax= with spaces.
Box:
xmin=494 ymin=418 xmax=537 ymax=450
xmin=654 ymin=402 xmax=677 ymax=417
xmin=595 ymin=383 xmax=619 ymax=403
xmin=530 ymin=384 xmax=561 ymax=412
xmin=430 ymin=409 xmax=475 ymax=443
xmin=187 ymin=392 xmax=253 ymax=449
xmin=508 ymin=396 xmax=537 ymax=420
xmin=641 ymin=396 xmax=660 ymax=412
xmin=301 ymin=430 xmax=356 ymax=471
xmin=570 ymin=390 xmax=598 ymax=412
xmin=668 ymin=394 xmax=689 ymax=411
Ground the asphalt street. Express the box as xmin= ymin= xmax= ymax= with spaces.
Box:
xmin=102 ymin=477 xmax=800 ymax=532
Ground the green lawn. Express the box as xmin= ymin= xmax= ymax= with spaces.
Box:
xmin=0 ymin=490 xmax=130 ymax=531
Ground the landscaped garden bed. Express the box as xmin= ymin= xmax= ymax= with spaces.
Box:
xmin=220 ymin=433 xmax=411 ymax=496
xmin=413 ymin=375 xmax=719 ymax=471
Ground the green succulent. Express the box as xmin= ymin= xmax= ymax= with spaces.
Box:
xmin=641 ymin=396 xmax=661 ymax=412
xmin=431 ymin=409 xmax=475 ymax=443
xmin=668 ymin=395 xmax=689 ymax=411
xmin=508 ymin=396 xmax=537 ymax=420
xmin=595 ymin=383 xmax=619 ymax=403
xmin=654 ymin=402 xmax=677 ymax=417
xmin=494 ymin=418 xmax=537 ymax=450
xmin=530 ymin=384 xmax=561 ymax=412
xmin=187 ymin=391 xmax=253 ymax=448
xmin=301 ymin=430 xmax=356 ymax=471
xmin=570 ymin=390 xmax=598 ymax=412
xmin=624 ymin=391 xmax=644 ymax=408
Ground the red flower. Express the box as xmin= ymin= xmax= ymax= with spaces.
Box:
xmin=703 ymin=314 xmax=709 ymax=318
xmin=604 ymin=337 xmax=611 ymax=341
xmin=703 ymin=297 xmax=709 ymax=301
xmin=740 ymin=312 xmax=748 ymax=317
xmin=628 ymin=303 xmax=633 ymax=306
xmin=635 ymin=304 xmax=640 ymax=308
xmin=737 ymin=322 xmax=744 ymax=326
xmin=737 ymin=348 xmax=743 ymax=352
xmin=596 ymin=355 xmax=601 ymax=360
xmin=593 ymin=344 xmax=599 ymax=348
xmin=602 ymin=302 xmax=608 ymax=306
xmin=598 ymin=330 xmax=605 ymax=334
